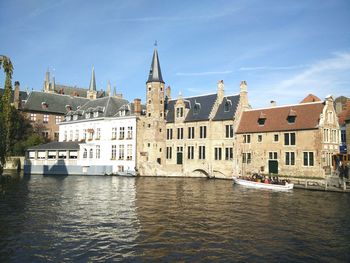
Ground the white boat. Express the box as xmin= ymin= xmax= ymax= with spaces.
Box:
xmin=232 ymin=177 xmax=294 ymax=191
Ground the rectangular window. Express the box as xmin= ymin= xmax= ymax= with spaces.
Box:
xmin=54 ymin=132 xmax=59 ymax=141
xmin=96 ymin=145 xmax=100 ymax=159
xmin=214 ymin=147 xmax=222 ymax=160
xmin=225 ymin=125 xmax=234 ymax=138
xmin=269 ymin=152 xmax=278 ymax=160
xmin=69 ymin=130 xmax=73 ymax=141
xmin=303 ymin=152 xmax=314 ymax=166
xmin=225 ymin=147 xmax=233 ymax=160
xmin=43 ymin=114 xmax=49 ymax=123
xmin=112 ymin=127 xmax=117 ymax=139
xmin=75 ymin=130 xmax=79 ymax=141
xmin=285 ymin=152 xmax=295 ymax=166
xmin=127 ymin=126 xmax=133 ymax=139
xmin=177 ymin=128 xmax=184 ymax=139
xmin=257 ymin=134 xmax=262 ymax=142
xmin=242 ymin=153 xmax=252 ymax=164
xmin=274 ymin=134 xmax=279 ymax=142
xmin=96 ymin=128 xmax=101 ymax=140
xmin=83 ymin=129 xmax=87 ymax=140
xmin=200 ymin=126 xmax=207 ymax=139
xmin=187 ymin=146 xmax=194 ymax=159
xmin=284 ymin=132 xmax=296 ymax=145
xmin=64 ymin=131 xmax=67 ymax=141
xmin=30 ymin=113 xmax=36 ymax=122
xmin=119 ymin=145 xmax=125 ymax=160
xmin=111 ymin=145 xmax=116 ymax=160
xmin=243 ymin=134 xmax=251 ymax=143
xmin=167 ymin=128 xmax=173 ymax=140
xmin=166 ymin=147 xmax=172 ymax=159
xmin=119 ymin=127 xmax=125 ymax=139
xmin=42 ymin=131 xmax=49 ymax=138
xmin=188 ymin=127 xmax=195 ymax=139
xmin=176 ymin=107 xmax=184 ymax=118
xmin=199 ymin=146 xmax=206 ymax=159
xmin=55 ymin=116 xmax=61 ymax=124
xmin=127 ymin=144 xmax=132 ymax=160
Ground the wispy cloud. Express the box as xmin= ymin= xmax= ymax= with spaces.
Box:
xmin=239 ymin=65 xmax=308 ymax=71
xmin=277 ymin=52 xmax=350 ymax=90
xmin=176 ymin=70 xmax=233 ymax=76
xmin=99 ymin=8 xmax=240 ymax=24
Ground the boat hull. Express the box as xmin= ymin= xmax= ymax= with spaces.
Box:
xmin=233 ymin=177 xmax=294 ymax=191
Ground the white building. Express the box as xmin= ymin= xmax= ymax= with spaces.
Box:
xmin=59 ymin=96 xmax=142 ymax=175
xmin=25 ymin=95 xmax=143 ymax=176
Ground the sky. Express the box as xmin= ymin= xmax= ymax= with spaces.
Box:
xmin=0 ymin=0 xmax=349 ymax=108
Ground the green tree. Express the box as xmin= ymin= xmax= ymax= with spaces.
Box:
xmin=0 ymin=55 xmax=14 ymax=174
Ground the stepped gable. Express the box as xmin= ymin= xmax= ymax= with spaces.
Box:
xmin=23 ymin=91 xmax=89 ymax=114
xmin=236 ymin=101 xmax=325 ymax=134
xmin=212 ymin=94 xmax=240 ymax=121
xmin=166 ymin=93 xmax=217 ymax=123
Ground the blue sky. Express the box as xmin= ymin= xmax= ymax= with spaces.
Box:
xmin=0 ymin=0 xmax=349 ymax=108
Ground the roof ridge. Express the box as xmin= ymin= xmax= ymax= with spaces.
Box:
xmin=169 ymin=92 xmax=217 ymax=101
xmin=246 ymin=101 xmax=323 ymax=112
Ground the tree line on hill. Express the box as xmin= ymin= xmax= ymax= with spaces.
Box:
xmin=0 ymin=56 xmax=46 ymax=175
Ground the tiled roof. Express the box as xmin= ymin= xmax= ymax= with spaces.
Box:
xmin=27 ymin=141 xmax=79 ymax=150
xmin=166 ymin=94 xmax=217 ymax=123
xmin=236 ymin=101 xmax=325 ymax=134
xmin=338 ymin=101 xmax=350 ymax=125
xmin=213 ymin=95 xmax=240 ymax=121
xmin=22 ymin=91 xmax=89 ymax=114
xmin=300 ymin=94 xmax=321 ymax=103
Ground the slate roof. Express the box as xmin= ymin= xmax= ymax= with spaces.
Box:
xmin=27 ymin=141 xmax=80 ymax=150
xmin=22 ymin=91 xmax=89 ymax=114
xmin=147 ymin=48 xmax=164 ymax=83
xmin=0 ymin=88 xmax=28 ymax=102
xmin=64 ymin=96 xmax=139 ymax=122
xmin=213 ymin=95 xmax=240 ymax=121
xmin=54 ymin=84 xmax=88 ymax=97
xmin=236 ymin=101 xmax=325 ymax=134
xmin=166 ymin=93 xmax=218 ymax=123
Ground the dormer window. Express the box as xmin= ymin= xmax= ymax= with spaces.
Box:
xmin=73 ymin=114 xmax=78 ymax=121
xmin=93 ymin=111 xmax=99 ymax=118
xmin=66 ymin=116 xmax=71 ymax=121
xmin=176 ymin=107 xmax=184 ymax=118
xmin=193 ymin=102 xmax=201 ymax=115
xmin=86 ymin=113 xmax=91 ymax=119
xmin=287 ymin=109 xmax=297 ymax=124
xmin=41 ymin=102 xmax=48 ymax=109
xmin=224 ymin=99 xmax=232 ymax=112
xmin=258 ymin=112 xmax=266 ymax=126
xmin=65 ymin=105 xmax=72 ymax=111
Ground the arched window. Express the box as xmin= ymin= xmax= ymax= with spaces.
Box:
xmin=89 ymin=149 xmax=93 ymax=158
xmin=83 ymin=149 xmax=87 ymax=158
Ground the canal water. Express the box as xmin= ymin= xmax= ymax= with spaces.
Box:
xmin=1 ymin=173 xmax=349 ymax=262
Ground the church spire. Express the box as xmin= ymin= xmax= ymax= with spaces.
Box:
xmin=146 ymin=44 xmax=164 ymax=84
xmin=89 ymin=66 xmax=96 ymax=91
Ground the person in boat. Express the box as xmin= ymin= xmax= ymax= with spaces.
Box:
xmin=264 ymin=176 xmax=270 ymax=184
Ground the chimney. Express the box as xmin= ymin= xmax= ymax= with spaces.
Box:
xmin=134 ymin=98 xmax=141 ymax=115
xmin=217 ymin=80 xmax=224 ymax=103
xmin=270 ymin=100 xmax=276 ymax=107
xmin=14 ymin=81 xmax=20 ymax=109
xmin=165 ymin=85 xmax=171 ymax=100
xmin=239 ymin=80 xmax=249 ymax=109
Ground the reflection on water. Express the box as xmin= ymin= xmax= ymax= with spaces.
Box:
xmin=1 ymin=174 xmax=350 ymax=262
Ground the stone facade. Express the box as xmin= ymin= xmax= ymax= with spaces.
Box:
xmin=235 ymin=96 xmax=340 ymax=179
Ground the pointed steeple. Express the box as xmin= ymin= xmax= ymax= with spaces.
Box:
xmin=146 ymin=46 xmax=164 ymax=84
xmin=89 ymin=66 xmax=96 ymax=91
xmin=106 ymin=81 xmax=111 ymax=97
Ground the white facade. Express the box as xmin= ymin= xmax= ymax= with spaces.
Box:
xmin=59 ymin=116 xmax=137 ymax=174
